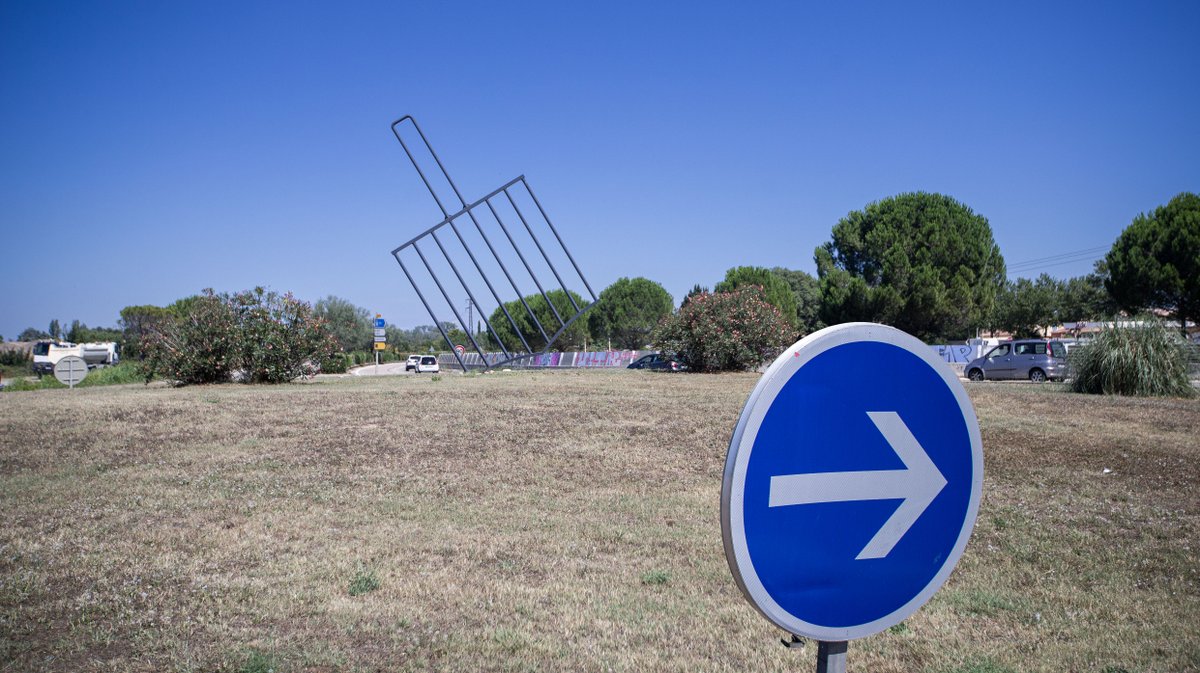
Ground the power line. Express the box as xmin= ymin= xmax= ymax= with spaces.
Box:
xmin=1007 ymin=245 xmax=1108 ymax=269
xmin=1007 ymin=245 xmax=1108 ymax=274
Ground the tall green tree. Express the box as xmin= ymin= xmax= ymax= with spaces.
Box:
xmin=1059 ymin=263 xmax=1116 ymax=322
xmin=166 ymin=295 xmax=204 ymax=319
xmin=119 ymin=305 xmax=173 ymax=359
xmin=66 ymin=321 xmax=121 ymax=344
xmin=714 ymin=266 xmax=799 ymax=332
xmin=1105 ymin=192 xmax=1200 ymax=333
xmin=682 ymin=284 xmax=708 ymax=307
xmin=17 ymin=327 xmax=50 ymax=342
xmin=486 ymin=289 xmax=590 ymax=352
xmin=587 ymin=277 xmax=674 ymax=349
xmin=815 ymin=192 xmax=1006 ymax=341
xmin=993 ymin=274 xmax=1062 ymax=338
xmin=770 ymin=267 xmax=823 ymax=336
xmin=314 ymin=295 xmax=373 ymax=352
xmin=48 ymin=319 xmax=61 ymax=340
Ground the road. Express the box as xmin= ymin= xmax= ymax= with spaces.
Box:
xmin=350 ymin=362 xmax=415 ymax=376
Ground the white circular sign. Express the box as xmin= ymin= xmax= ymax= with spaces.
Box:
xmin=54 ymin=355 xmax=89 ymax=387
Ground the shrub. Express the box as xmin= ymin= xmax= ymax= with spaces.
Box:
xmin=77 ymin=362 xmax=143 ymax=387
xmin=140 ymin=288 xmax=338 ymax=385
xmin=1068 ymin=319 xmax=1196 ymax=398
xmin=653 ymin=286 xmax=794 ymax=372
xmin=140 ymin=290 xmax=239 ymax=384
xmin=318 ymin=352 xmax=351 ymax=374
xmin=233 ymin=288 xmax=338 ymax=384
xmin=0 ymin=348 xmax=30 ymax=366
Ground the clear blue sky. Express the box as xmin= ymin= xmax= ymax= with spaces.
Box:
xmin=3 ymin=2 xmax=1197 ymax=340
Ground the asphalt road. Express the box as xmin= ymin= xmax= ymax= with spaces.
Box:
xmin=349 ymin=362 xmax=416 ymax=376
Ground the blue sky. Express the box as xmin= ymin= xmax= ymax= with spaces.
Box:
xmin=2 ymin=2 xmax=1197 ymax=340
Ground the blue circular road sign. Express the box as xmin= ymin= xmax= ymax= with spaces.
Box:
xmin=721 ymin=323 xmax=983 ymax=640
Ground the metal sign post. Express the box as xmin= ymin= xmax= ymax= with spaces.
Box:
xmin=816 ymin=641 xmax=847 ymax=673
xmin=374 ymin=315 xmax=386 ymax=375
xmin=721 ymin=323 xmax=983 ymax=671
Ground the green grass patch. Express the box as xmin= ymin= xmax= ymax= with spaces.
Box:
xmin=237 ymin=649 xmax=279 ymax=673
xmin=347 ymin=566 xmax=380 ymax=596
xmin=0 ymin=362 xmax=145 ymax=392
xmin=640 ymin=569 xmax=670 ymax=586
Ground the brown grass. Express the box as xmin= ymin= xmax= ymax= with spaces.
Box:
xmin=1 ymin=372 xmax=1197 ymax=672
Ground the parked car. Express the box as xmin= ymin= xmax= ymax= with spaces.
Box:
xmin=417 ymin=355 xmax=440 ymax=373
xmin=627 ymin=353 xmax=686 ymax=371
xmin=964 ymin=339 xmax=1068 ymax=383
xmin=405 ymin=355 xmax=421 ymax=371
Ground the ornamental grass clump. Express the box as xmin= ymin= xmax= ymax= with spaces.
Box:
xmin=653 ymin=285 xmax=794 ymax=372
xmin=1068 ymin=319 xmax=1196 ymax=398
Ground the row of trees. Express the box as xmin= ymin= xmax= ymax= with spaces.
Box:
xmin=8 ymin=192 xmax=1193 ymax=379
xmin=646 ymin=190 xmax=1196 ymax=372
xmin=808 ymin=190 xmax=1198 ymax=342
xmin=14 ymin=320 xmax=122 ymax=345
xmin=478 ymin=278 xmax=675 ymax=353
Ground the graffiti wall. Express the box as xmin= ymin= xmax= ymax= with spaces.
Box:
xmin=930 ymin=345 xmax=975 ymax=364
xmin=446 ymin=350 xmax=652 ymax=369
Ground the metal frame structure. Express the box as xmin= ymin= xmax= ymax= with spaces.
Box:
xmin=389 ymin=116 xmax=598 ymax=372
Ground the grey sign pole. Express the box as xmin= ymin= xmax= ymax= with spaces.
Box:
xmin=816 ymin=641 xmax=847 ymax=673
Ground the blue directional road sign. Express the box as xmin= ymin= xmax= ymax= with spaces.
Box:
xmin=721 ymin=323 xmax=983 ymax=641
xmin=374 ymin=316 xmax=386 ymax=329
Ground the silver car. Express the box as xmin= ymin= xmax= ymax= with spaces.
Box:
xmin=965 ymin=339 xmax=1068 ymax=383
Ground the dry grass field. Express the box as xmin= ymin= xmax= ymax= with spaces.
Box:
xmin=1 ymin=370 xmax=1197 ymax=673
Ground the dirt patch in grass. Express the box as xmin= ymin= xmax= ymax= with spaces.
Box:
xmin=1 ymin=372 xmax=1197 ymax=672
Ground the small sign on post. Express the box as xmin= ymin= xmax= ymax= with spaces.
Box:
xmin=721 ymin=323 xmax=983 ymax=672
xmin=374 ymin=315 xmax=386 ymax=373
xmin=54 ymin=356 xmax=88 ymax=389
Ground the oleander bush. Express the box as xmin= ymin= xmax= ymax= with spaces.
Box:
xmin=1069 ymin=319 xmax=1196 ymax=398
xmin=141 ymin=288 xmax=338 ymax=385
xmin=653 ymin=285 xmax=793 ymax=372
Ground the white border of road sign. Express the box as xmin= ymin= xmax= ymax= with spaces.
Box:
xmin=720 ymin=322 xmax=983 ymax=641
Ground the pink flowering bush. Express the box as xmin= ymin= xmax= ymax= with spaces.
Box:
xmin=653 ymin=285 xmax=795 ymax=372
xmin=141 ymin=288 xmax=338 ymax=385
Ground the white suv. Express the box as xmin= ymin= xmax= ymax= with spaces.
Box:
xmin=417 ymin=355 xmax=440 ymax=373
xmin=405 ymin=355 xmax=421 ymax=371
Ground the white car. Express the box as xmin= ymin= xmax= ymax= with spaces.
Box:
xmin=417 ymin=355 xmax=440 ymax=373
xmin=405 ymin=355 xmax=421 ymax=371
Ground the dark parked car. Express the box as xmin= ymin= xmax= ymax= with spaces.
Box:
xmin=627 ymin=353 xmax=685 ymax=371
xmin=965 ymin=339 xmax=1068 ymax=383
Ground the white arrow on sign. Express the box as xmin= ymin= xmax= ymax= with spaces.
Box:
xmin=768 ymin=411 xmax=947 ymax=560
